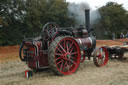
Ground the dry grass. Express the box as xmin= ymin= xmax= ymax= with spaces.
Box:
xmin=0 ymin=39 xmax=128 ymax=85
xmin=0 ymin=57 xmax=128 ymax=85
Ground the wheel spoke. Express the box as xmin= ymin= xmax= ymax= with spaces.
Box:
xmin=100 ymin=51 xmax=105 ymax=65
xmin=70 ymin=56 xmax=76 ymax=59
xmin=56 ymin=60 xmax=63 ymax=65
xmin=99 ymin=59 xmax=102 ymax=65
xmin=55 ymin=53 xmax=63 ymax=56
xmin=68 ymin=60 xmax=71 ymax=67
xmin=69 ymin=42 xmax=73 ymax=51
xmin=70 ymin=52 xmax=78 ymax=55
xmin=56 ymin=47 xmax=63 ymax=54
xmin=101 ymin=59 xmax=104 ymax=65
xmin=60 ymin=62 xmax=64 ymax=71
xmin=49 ymin=24 xmax=52 ymax=29
xmin=70 ymin=47 xmax=74 ymax=53
xmin=66 ymin=61 xmax=70 ymax=72
xmin=63 ymin=61 xmax=66 ymax=71
xmin=69 ymin=59 xmax=77 ymax=65
xmin=97 ymin=57 xmax=100 ymax=63
xmin=59 ymin=43 xmax=66 ymax=53
xmin=69 ymin=56 xmax=76 ymax=65
xmin=97 ymin=54 xmax=102 ymax=59
xmin=98 ymin=51 xmax=105 ymax=65
xmin=100 ymin=48 xmax=103 ymax=55
xmin=55 ymin=56 xmax=62 ymax=61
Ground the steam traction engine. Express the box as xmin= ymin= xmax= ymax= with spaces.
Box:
xmin=19 ymin=10 xmax=109 ymax=75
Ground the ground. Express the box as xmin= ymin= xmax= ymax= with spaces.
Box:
xmin=0 ymin=39 xmax=128 ymax=85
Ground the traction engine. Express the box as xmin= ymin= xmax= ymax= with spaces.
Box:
xmin=19 ymin=10 xmax=109 ymax=75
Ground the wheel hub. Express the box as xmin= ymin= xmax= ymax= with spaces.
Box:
xmin=66 ymin=54 xmax=70 ymax=59
xmin=63 ymin=53 xmax=70 ymax=60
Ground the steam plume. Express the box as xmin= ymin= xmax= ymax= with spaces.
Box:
xmin=68 ymin=2 xmax=101 ymax=25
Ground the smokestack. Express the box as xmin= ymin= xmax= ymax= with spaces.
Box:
xmin=85 ymin=10 xmax=90 ymax=32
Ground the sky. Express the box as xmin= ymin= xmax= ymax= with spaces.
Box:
xmin=66 ymin=0 xmax=128 ymax=10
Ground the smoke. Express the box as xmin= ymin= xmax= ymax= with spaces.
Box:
xmin=68 ymin=2 xmax=101 ymax=26
xmin=90 ymin=10 xmax=101 ymax=25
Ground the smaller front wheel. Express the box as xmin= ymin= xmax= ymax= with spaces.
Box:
xmin=93 ymin=47 xmax=109 ymax=67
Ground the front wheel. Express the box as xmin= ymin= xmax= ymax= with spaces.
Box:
xmin=93 ymin=47 xmax=109 ymax=67
xmin=48 ymin=36 xmax=81 ymax=75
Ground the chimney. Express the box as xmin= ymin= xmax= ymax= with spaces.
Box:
xmin=85 ymin=10 xmax=90 ymax=32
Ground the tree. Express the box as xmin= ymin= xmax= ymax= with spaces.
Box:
xmin=0 ymin=0 xmax=75 ymax=46
xmin=97 ymin=2 xmax=128 ymax=39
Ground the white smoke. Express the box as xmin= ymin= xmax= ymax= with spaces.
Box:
xmin=90 ymin=10 xmax=101 ymax=25
xmin=68 ymin=2 xmax=101 ymax=25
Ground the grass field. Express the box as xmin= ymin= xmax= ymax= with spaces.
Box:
xmin=0 ymin=40 xmax=128 ymax=85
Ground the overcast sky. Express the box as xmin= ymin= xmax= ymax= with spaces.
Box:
xmin=66 ymin=0 xmax=128 ymax=10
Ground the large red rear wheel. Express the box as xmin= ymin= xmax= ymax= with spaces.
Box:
xmin=48 ymin=36 xmax=81 ymax=75
xmin=93 ymin=47 xmax=109 ymax=67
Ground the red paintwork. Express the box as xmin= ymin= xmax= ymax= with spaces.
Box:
xmin=25 ymin=70 xmax=32 ymax=78
xmin=19 ymin=21 xmax=108 ymax=76
xmin=23 ymin=41 xmax=49 ymax=69
xmin=39 ymin=53 xmax=49 ymax=67
xmin=23 ymin=37 xmax=93 ymax=70
xmin=95 ymin=47 xmax=109 ymax=67
xmin=75 ymin=37 xmax=92 ymax=48
xmin=28 ymin=60 xmax=36 ymax=69
xmin=25 ymin=70 xmax=29 ymax=78
xmin=54 ymin=37 xmax=81 ymax=75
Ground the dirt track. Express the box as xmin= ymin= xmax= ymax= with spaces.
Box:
xmin=0 ymin=39 xmax=128 ymax=85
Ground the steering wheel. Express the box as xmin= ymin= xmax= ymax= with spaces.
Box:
xmin=42 ymin=22 xmax=58 ymax=41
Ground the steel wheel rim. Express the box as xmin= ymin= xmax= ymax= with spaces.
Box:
xmin=96 ymin=47 xmax=108 ymax=66
xmin=54 ymin=37 xmax=80 ymax=75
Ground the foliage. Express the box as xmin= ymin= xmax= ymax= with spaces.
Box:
xmin=1 ymin=1 xmax=128 ymax=45
xmin=0 ymin=0 xmax=75 ymax=46
xmin=96 ymin=2 xmax=128 ymax=39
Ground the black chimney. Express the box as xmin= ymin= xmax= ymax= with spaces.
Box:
xmin=85 ymin=10 xmax=90 ymax=32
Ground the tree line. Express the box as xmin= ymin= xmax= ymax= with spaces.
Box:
xmin=0 ymin=1 xmax=128 ymax=46
xmin=0 ymin=0 xmax=75 ymax=46
xmin=94 ymin=2 xmax=128 ymax=39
